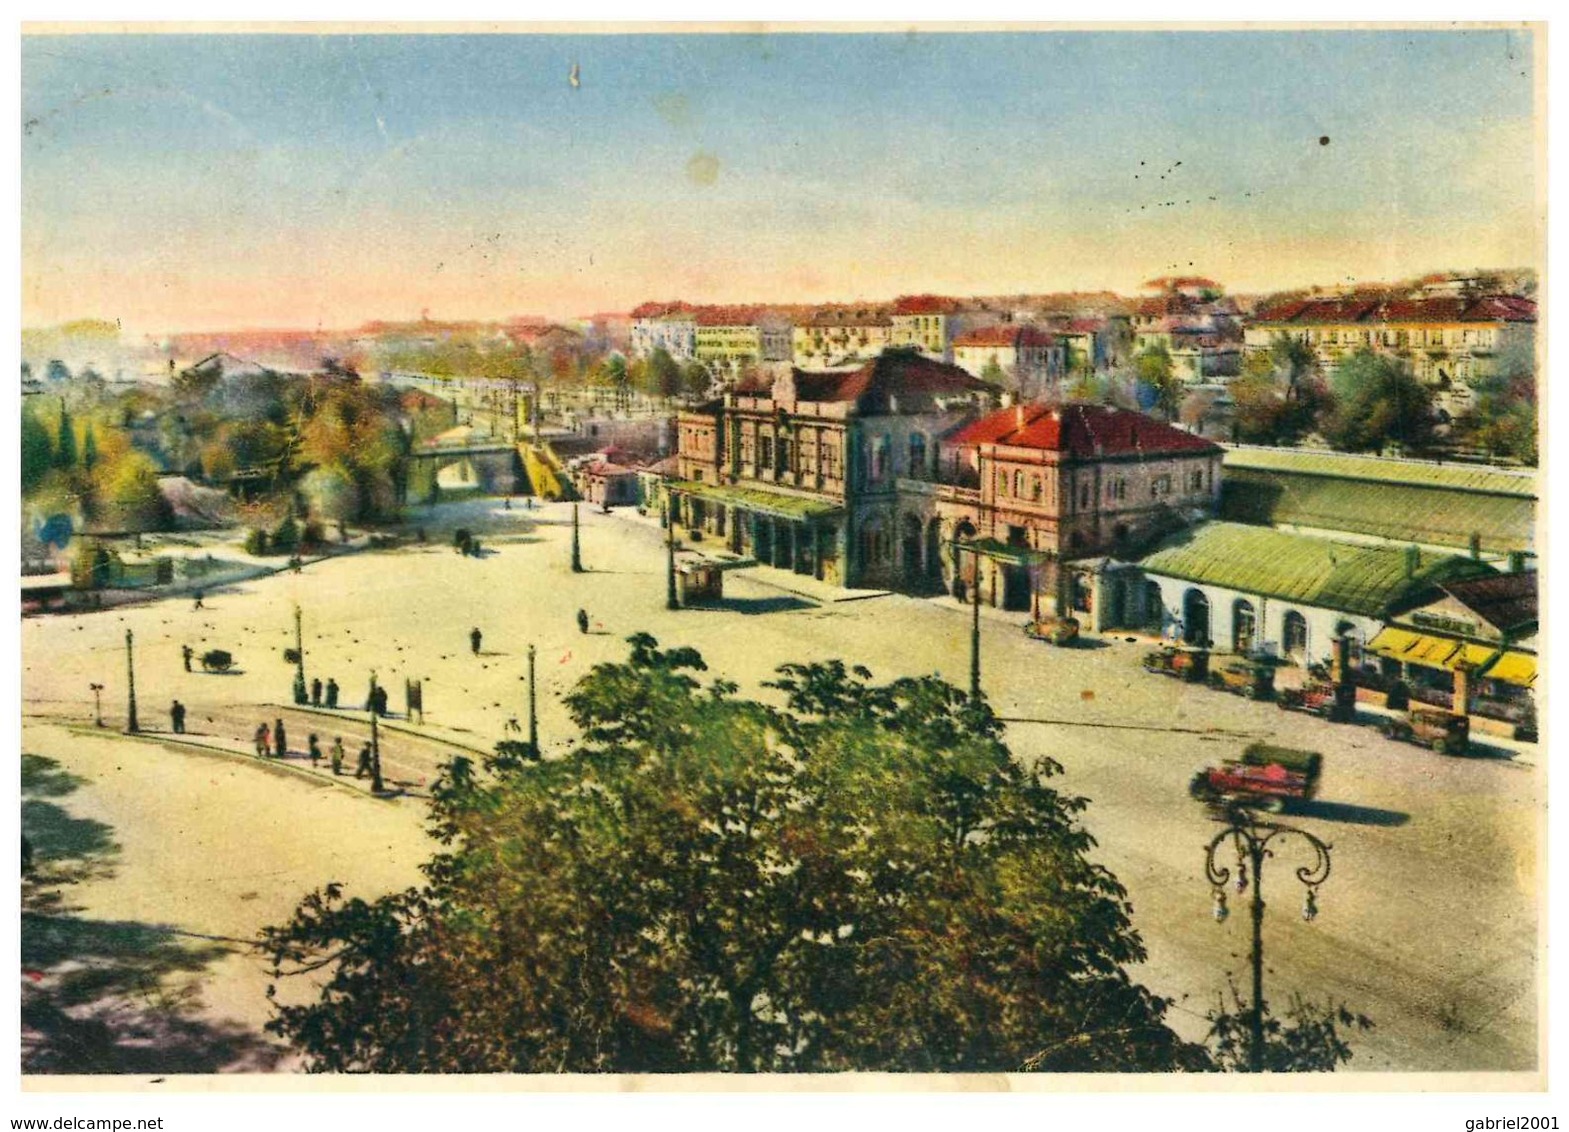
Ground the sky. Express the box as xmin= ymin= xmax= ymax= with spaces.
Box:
xmin=20 ymin=27 xmax=1541 ymax=333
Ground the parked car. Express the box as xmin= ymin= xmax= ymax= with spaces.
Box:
xmin=1142 ymin=644 xmax=1209 ymax=683
xmin=1277 ymin=680 xmax=1338 ymax=715
xmin=1209 ymin=658 xmax=1276 ymax=701
xmin=1024 ymin=617 xmax=1080 ymax=647
xmin=1189 ymin=742 xmax=1323 ymax=813
xmin=1383 ymin=707 xmax=1470 ymax=756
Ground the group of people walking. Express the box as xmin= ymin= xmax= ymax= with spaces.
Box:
xmin=252 ymin=720 xmax=374 ymax=780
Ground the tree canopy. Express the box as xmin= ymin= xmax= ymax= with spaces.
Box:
xmin=262 ymin=635 xmax=1211 ymax=1073
xmin=1320 ymin=349 xmax=1435 ymax=454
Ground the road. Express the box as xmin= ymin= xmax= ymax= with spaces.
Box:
xmin=21 ymin=499 xmax=1540 ymax=1073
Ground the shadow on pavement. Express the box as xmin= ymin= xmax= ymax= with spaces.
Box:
xmin=21 ymin=753 xmax=283 ymax=1074
xmin=1294 ymin=799 xmax=1411 ymax=827
xmin=715 ymin=596 xmax=817 ymax=616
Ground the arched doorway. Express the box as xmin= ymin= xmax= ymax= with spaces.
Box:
xmin=1232 ymin=599 xmax=1256 ymax=655
xmin=1144 ymin=580 xmax=1165 ymax=632
xmin=901 ymin=514 xmax=924 ymax=584
xmin=951 ymin=520 xmax=977 ymax=600
xmin=925 ymin=520 xmax=943 ymax=588
xmin=1183 ymin=589 xmax=1211 ymax=646
xmin=1283 ymin=610 xmax=1308 ymax=662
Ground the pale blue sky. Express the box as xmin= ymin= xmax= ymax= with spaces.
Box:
xmin=21 ymin=29 xmax=1539 ymax=331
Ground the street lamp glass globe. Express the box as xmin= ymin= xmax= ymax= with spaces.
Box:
xmin=1212 ymin=888 xmax=1229 ymax=923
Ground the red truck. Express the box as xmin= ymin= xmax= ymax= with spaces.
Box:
xmin=1189 ymin=743 xmax=1323 ymax=814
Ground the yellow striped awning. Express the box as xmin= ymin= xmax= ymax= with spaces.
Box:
xmin=1480 ymin=651 xmax=1537 ymax=688
xmin=1368 ymin=627 xmax=1462 ymax=669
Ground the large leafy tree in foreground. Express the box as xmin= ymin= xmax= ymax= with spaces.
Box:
xmin=262 ymin=635 xmax=1206 ymax=1073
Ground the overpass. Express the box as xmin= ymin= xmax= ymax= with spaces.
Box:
xmin=404 ymin=441 xmax=525 ymax=504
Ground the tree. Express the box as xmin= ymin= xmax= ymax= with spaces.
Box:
xmin=53 ymin=402 xmax=77 ymax=470
xmin=45 ymin=359 xmax=71 ymax=385
xmin=81 ymin=422 xmax=99 ymax=472
xmin=1461 ymin=335 xmax=1536 ymax=464
xmin=1320 ymin=349 xmax=1434 ymax=454
xmin=680 ymin=361 xmax=712 ymax=399
xmin=95 ymin=451 xmax=170 ymax=533
xmin=262 ymin=637 xmax=1210 ymax=1073
xmin=648 ymin=347 xmax=682 ymax=400
xmin=21 ymin=407 xmax=51 ymax=493
xmin=1134 ymin=343 xmax=1182 ymax=420
xmin=979 ymin=357 xmax=1009 ymax=389
xmin=299 ymin=463 xmax=362 ymax=535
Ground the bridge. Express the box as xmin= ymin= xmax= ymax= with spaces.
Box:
xmin=404 ymin=441 xmax=525 ymax=503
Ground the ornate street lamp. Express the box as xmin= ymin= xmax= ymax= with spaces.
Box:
xmin=1202 ymin=805 xmax=1333 ymax=1072
xmin=665 ymin=500 xmax=680 ymax=611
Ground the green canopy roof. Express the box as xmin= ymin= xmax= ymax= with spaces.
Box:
xmin=1139 ymin=521 xmax=1496 ymax=617
xmin=1220 ymin=467 xmax=1535 ymax=554
xmin=668 ymin=480 xmax=843 ymax=522
xmin=1222 ymin=448 xmax=1537 ymax=498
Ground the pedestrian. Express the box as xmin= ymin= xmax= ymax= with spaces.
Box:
xmin=256 ymin=722 xmax=270 ymax=758
xmin=311 ymin=677 xmax=323 ymax=707
xmin=330 ymin=736 xmax=345 ymax=776
xmin=504 ymin=497 xmax=512 ymax=511
xmin=373 ymin=685 xmax=388 ymax=717
xmin=274 ymin=717 xmax=288 ymax=758
xmin=577 ymin=608 xmax=590 ymax=635
xmin=325 ymin=678 xmax=339 ymax=709
xmin=182 ymin=644 xmax=193 ymax=672
xmin=308 ymin=734 xmax=322 ymax=767
xmin=471 ymin=627 xmax=483 ymax=655
xmin=193 ymin=590 xmax=205 ymax=610
xmin=355 ymin=741 xmax=373 ymax=779
xmin=170 ymin=700 xmax=186 ymax=734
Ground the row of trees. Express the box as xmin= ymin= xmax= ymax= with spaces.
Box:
xmin=1205 ymin=335 xmax=1535 ymax=462
xmin=262 ymin=636 xmax=1368 ymax=1074
xmin=22 ymin=397 xmax=170 ymax=534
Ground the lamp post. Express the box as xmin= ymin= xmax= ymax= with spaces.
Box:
xmin=526 ymin=644 xmax=538 ymax=758
xmin=367 ymin=671 xmax=384 ymax=794
xmin=571 ymin=502 xmax=584 ymax=573
xmin=292 ymin=603 xmax=307 ymax=705
xmin=1203 ymin=805 xmax=1333 ymax=1072
xmin=665 ymin=500 xmax=680 ymax=611
xmin=124 ymin=629 xmax=139 ymax=734
xmin=89 ymin=683 xmax=104 ymax=728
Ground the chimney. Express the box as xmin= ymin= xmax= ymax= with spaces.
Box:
xmin=1016 ymin=403 xmax=1025 ymax=429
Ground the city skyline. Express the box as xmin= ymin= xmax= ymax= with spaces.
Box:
xmin=23 ymin=27 xmax=1541 ymax=333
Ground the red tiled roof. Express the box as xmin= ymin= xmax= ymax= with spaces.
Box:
xmin=892 ymin=294 xmax=964 ymax=316
xmin=953 ymin=325 xmax=1058 ymax=348
xmin=947 ymin=402 xmax=1222 ymax=460
xmin=630 ymin=301 xmax=695 ymax=320
xmin=1252 ymin=295 xmax=1537 ymax=326
xmin=791 ymin=351 xmax=992 ymax=407
xmin=1438 ymin=570 xmax=1537 ymax=634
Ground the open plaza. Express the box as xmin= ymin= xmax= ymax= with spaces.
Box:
xmin=20 ymin=497 xmax=1538 ymax=1074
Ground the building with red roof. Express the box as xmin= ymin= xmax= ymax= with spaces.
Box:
xmin=951 ymin=324 xmax=1066 ymax=397
xmin=1244 ymin=293 xmax=1537 ymax=415
xmin=919 ymin=402 xmax=1222 ymax=617
xmin=670 ymin=350 xmax=997 ymax=589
